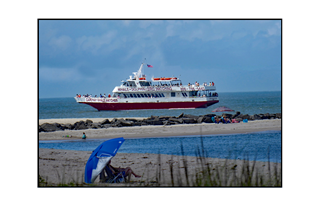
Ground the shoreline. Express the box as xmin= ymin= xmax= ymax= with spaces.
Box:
xmin=39 ymin=118 xmax=281 ymax=140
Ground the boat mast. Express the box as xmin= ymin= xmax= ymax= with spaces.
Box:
xmin=133 ymin=58 xmax=146 ymax=79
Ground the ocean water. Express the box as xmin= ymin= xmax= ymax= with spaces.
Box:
xmin=39 ymin=91 xmax=281 ymax=119
xmin=39 ymin=131 xmax=281 ymax=163
xmin=39 ymin=91 xmax=282 ymax=162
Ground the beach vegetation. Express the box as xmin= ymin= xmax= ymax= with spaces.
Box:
xmin=39 ymin=141 xmax=281 ymax=187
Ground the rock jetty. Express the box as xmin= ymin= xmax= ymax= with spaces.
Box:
xmin=39 ymin=112 xmax=281 ymax=133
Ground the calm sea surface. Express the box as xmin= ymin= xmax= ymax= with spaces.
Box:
xmin=39 ymin=131 xmax=281 ymax=163
xmin=39 ymin=91 xmax=281 ymax=119
xmin=39 ymin=91 xmax=281 ymax=162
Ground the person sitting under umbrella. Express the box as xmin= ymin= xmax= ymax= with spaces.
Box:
xmin=99 ymin=160 xmax=141 ymax=183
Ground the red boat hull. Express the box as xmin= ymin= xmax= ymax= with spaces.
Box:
xmin=80 ymin=100 xmax=219 ymax=111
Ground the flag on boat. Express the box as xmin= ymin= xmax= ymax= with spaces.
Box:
xmin=147 ymin=64 xmax=153 ymax=68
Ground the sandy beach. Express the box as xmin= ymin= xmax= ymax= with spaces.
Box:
xmin=39 ymin=118 xmax=281 ymax=186
xmin=39 ymin=148 xmax=281 ymax=186
xmin=39 ymin=118 xmax=281 ymax=140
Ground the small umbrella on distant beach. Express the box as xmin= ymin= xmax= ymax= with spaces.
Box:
xmin=212 ymin=106 xmax=234 ymax=113
xmin=84 ymin=137 xmax=125 ymax=183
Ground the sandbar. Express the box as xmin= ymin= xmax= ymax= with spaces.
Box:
xmin=39 ymin=118 xmax=281 ymax=140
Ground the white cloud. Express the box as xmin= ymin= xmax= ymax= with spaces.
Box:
xmin=76 ymin=31 xmax=118 ymax=54
xmin=40 ymin=66 xmax=82 ymax=82
xmin=267 ymin=27 xmax=278 ymax=36
xmin=268 ymin=22 xmax=281 ymax=36
xmin=166 ymin=21 xmax=209 ymax=41
xmin=231 ymin=30 xmax=248 ymax=40
xmin=139 ymin=20 xmax=163 ymax=28
xmin=48 ymin=35 xmax=72 ymax=51
xmin=166 ymin=24 xmax=175 ymax=37
xmin=122 ymin=20 xmax=131 ymax=26
xmin=209 ymin=20 xmax=231 ymax=25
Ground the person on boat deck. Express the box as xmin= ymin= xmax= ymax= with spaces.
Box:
xmin=100 ymin=94 xmax=103 ymax=98
xmin=82 ymin=132 xmax=86 ymax=139
xmin=188 ymin=83 xmax=190 ymax=86
xmin=99 ymin=160 xmax=141 ymax=183
xmin=108 ymin=94 xmax=111 ymax=98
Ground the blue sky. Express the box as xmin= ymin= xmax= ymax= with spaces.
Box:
xmin=39 ymin=20 xmax=281 ymax=98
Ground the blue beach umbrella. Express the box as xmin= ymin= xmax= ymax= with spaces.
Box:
xmin=84 ymin=137 xmax=125 ymax=184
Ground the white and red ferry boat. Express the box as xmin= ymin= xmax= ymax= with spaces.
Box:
xmin=75 ymin=63 xmax=219 ymax=111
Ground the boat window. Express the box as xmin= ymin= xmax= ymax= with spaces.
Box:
xmin=139 ymin=81 xmax=151 ymax=87
xmin=189 ymin=91 xmax=197 ymax=97
xmin=133 ymin=94 xmax=137 ymax=98
xmin=137 ymin=94 xmax=140 ymax=98
xmin=155 ymin=94 xmax=158 ymax=98
xmin=128 ymin=81 xmax=136 ymax=87
xmin=130 ymin=94 xmax=133 ymax=98
xmin=122 ymin=82 xmax=129 ymax=86
xmin=140 ymin=94 xmax=144 ymax=97
xmin=171 ymin=92 xmax=175 ymax=97
xmin=147 ymin=94 xmax=151 ymax=97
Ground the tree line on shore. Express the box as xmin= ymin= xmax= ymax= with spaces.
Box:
xmin=39 ymin=112 xmax=281 ymax=133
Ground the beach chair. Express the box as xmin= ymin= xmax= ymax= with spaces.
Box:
xmin=103 ymin=165 xmax=126 ymax=183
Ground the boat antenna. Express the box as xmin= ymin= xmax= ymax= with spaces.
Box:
xmin=142 ymin=58 xmax=146 ymax=65
xmin=142 ymin=58 xmax=146 ymax=76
